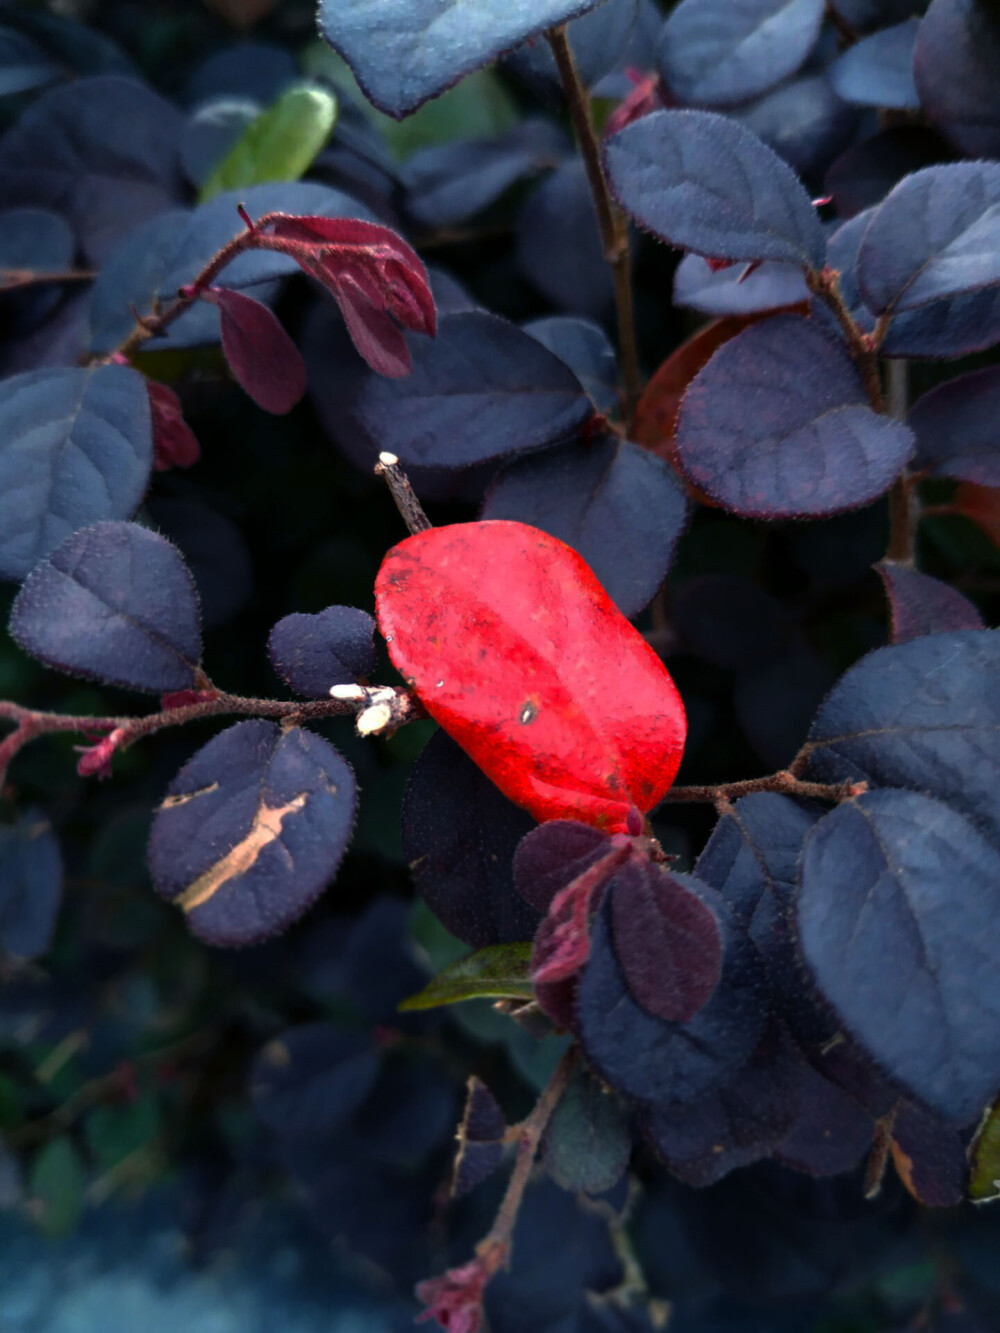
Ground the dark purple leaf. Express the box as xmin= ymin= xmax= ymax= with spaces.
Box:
xmin=857 ymin=162 xmax=1000 ymax=316
xmin=577 ymin=885 xmax=766 ymax=1105
xmin=513 ymin=819 xmax=612 ymax=915
xmin=806 ymin=630 xmax=1000 ymax=845
xmin=890 ymin=1098 xmax=969 ymax=1208
xmin=0 ymin=364 xmax=153 ymax=582
xmin=482 ymin=435 xmax=687 ymax=619
xmin=517 ymin=160 xmax=613 ymax=320
xmin=909 ymin=366 xmax=1000 ymax=484
xmin=10 ymin=521 xmax=201 ymax=694
xmin=824 ymin=125 xmax=951 ymax=221
xmin=732 ymin=75 xmax=860 ymax=183
xmin=542 ymin=1065 xmax=631 ymax=1196
xmin=337 ymin=311 xmax=593 ymax=470
xmin=524 ymin=317 xmax=619 ymax=416
xmin=88 ymin=181 xmax=373 ymax=354
xmin=251 ymin=1023 xmax=379 ymax=1138
xmin=674 ymin=314 xmax=913 ymax=517
xmin=914 ymin=0 xmax=1000 ymax=157
xmin=149 ymin=720 xmax=357 ymax=946
xmin=611 ymin=859 xmax=723 ymax=1023
xmin=829 ymin=19 xmax=920 ymax=110
xmin=0 ymin=75 xmax=185 ymax=265
xmin=774 ymin=1062 xmax=875 ymax=1177
xmin=403 ymin=120 xmax=566 ymax=229
xmin=641 ymin=1023 xmax=813 ymax=1187
xmin=184 ymin=43 xmax=298 ymax=107
xmin=179 ymin=98 xmax=259 ymax=190
xmin=317 ymin=0 xmax=607 ymax=118
xmin=877 ymin=561 xmax=984 ymax=642
xmin=268 ymin=606 xmax=377 ymax=697
xmin=656 ymin=0 xmax=825 ymax=107
xmin=0 ymin=207 xmax=75 ymax=331
xmin=453 ymin=1076 xmax=506 ymax=1198
xmin=605 ymin=110 xmax=827 ymax=269
xmin=798 ymin=789 xmax=1000 ymax=1122
xmin=402 ymin=730 xmax=540 ymax=949
xmin=208 ymin=288 xmax=307 ymax=415
xmin=673 ymin=253 xmax=810 ymax=316
xmin=0 ymin=810 xmax=62 ymax=960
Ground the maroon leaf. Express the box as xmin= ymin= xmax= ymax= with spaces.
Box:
xmin=260 ymin=215 xmax=436 ymax=377
xmin=877 ymin=560 xmax=984 ymax=643
xmin=610 ymin=861 xmax=723 ymax=1024
xmin=204 ymin=287 xmax=307 ymax=415
xmin=147 ymin=381 xmax=200 ymax=472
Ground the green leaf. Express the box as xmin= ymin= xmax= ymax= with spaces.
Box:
xmin=542 ymin=1066 xmax=631 ymax=1196
xmin=970 ymin=1097 xmax=1000 ymax=1203
xmin=30 ymin=1136 xmax=86 ymax=1238
xmin=399 ymin=942 xmax=534 ymax=1011
xmin=84 ymin=1093 xmax=161 ymax=1171
xmin=199 ymin=83 xmax=338 ymax=203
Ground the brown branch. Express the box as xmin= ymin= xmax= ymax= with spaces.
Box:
xmin=660 ymin=768 xmax=867 ymax=809
xmin=0 ymin=268 xmax=98 ymax=291
xmin=546 ymin=25 xmax=642 ymax=427
xmin=375 ymin=451 xmax=432 ymax=534
xmin=804 ymin=267 xmax=884 ymax=410
xmin=0 ymin=686 xmax=423 ymax=788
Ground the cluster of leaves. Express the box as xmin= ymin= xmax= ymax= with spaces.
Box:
xmin=2 ymin=0 xmax=1000 ymax=1330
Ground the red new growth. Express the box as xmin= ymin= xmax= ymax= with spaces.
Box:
xmin=263 ymin=215 xmax=436 ymax=377
xmin=375 ymin=521 xmax=687 ymax=832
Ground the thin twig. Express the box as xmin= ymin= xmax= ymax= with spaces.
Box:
xmin=885 ymin=358 xmax=917 ymax=565
xmin=546 ymin=25 xmax=642 ymax=427
xmin=660 ymin=769 xmax=867 ymax=808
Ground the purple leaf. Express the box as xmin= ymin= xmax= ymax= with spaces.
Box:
xmin=877 ymin=561 xmax=984 ymax=643
xmin=674 ymin=314 xmax=914 ymax=517
xmin=908 ymin=366 xmax=1000 ymax=484
xmin=267 ymin=605 xmax=377 ymax=696
xmin=914 ymin=0 xmax=1000 ymax=157
xmin=829 ymin=18 xmax=920 ymax=110
xmin=610 ymin=859 xmax=723 ymax=1024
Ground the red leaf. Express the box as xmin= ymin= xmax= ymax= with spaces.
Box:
xmin=204 ymin=288 xmax=307 ymax=414
xmin=260 ymin=215 xmax=436 ymax=375
xmin=146 ymin=381 xmax=200 ymax=472
xmin=375 ymin=521 xmax=687 ymax=832
xmin=954 ymin=481 xmax=1000 ymax=548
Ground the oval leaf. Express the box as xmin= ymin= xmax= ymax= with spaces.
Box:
xmin=0 ymin=364 xmax=153 ymax=582
xmin=805 ymin=630 xmax=1000 ymax=845
xmin=317 ymin=0 xmax=606 ymax=118
xmin=657 ymin=0 xmax=824 ymax=107
xmin=482 ymin=435 xmax=688 ymax=620
xmin=908 ymin=366 xmax=1000 ymax=485
xmin=210 ymin=288 xmax=307 ymax=414
xmin=914 ymin=0 xmax=1000 ymax=158
xmin=375 ymin=520 xmax=687 ymax=831
xmin=798 ymin=790 xmax=1000 ymax=1123
xmin=199 ymin=83 xmax=337 ymax=203
xmin=268 ymin=605 xmax=377 ymax=697
xmin=857 ymin=162 xmax=1000 ymax=316
xmin=829 ymin=18 xmax=920 ymax=110
xmin=674 ymin=314 xmax=914 ymax=517
xmin=149 ymin=720 xmax=357 ymax=946
xmin=542 ymin=1066 xmax=631 ymax=1196
xmin=399 ymin=942 xmax=534 ymax=1011
xmin=605 ymin=110 xmax=826 ymax=269
xmin=10 ymin=521 xmax=201 ymax=693
xmin=876 ymin=561 xmax=984 ymax=643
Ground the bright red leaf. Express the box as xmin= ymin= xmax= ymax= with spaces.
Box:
xmin=202 ymin=287 xmax=307 ymax=414
xmin=375 ymin=521 xmax=687 ymax=833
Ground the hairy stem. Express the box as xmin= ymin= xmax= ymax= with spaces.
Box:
xmin=0 ymin=686 xmax=423 ymax=788
xmin=546 ymin=25 xmax=642 ymax=426
xmin=660 ymin=768 xmax=866 ymax=808
xmin=485 ymin=1047 xmax=577 ymax=1255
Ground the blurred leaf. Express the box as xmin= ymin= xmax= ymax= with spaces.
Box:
xmin=970 ymin=1096 xmax=1000 ymax=1203
xmin=399 ymin=943 xmax=534 ymax=1011
xmin=199 ymin=83 xmax=338 ymax=202
xmin=30 ymin=1136 xmax=85 ymax=1238
xmin=83 ymin=1094 xmax=161 ymax=1172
